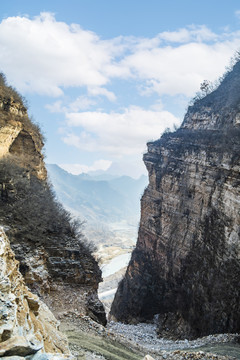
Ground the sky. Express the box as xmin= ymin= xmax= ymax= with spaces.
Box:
xmin=0 ymin=0 xmax=240 ymax=177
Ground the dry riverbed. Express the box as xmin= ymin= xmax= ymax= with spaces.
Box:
xmin=60 ymin=313 xmax=240 ymax=360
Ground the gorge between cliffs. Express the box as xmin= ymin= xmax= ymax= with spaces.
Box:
xmin=0 ymin=57 xmax=239 ymax=360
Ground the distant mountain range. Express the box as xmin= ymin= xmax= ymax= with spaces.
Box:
xmin=87 ymin=160 xmax=147 ymax=179
xmin=47 ymin=164 xmax=148 ymax=226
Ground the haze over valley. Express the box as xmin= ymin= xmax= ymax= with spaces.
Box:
xmin=47 ymin=164 xmax=148 ymax=262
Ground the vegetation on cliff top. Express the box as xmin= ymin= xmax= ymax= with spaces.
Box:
xmin=0 ymin=72 xmax=27 ymax=105
xmin=190 ymin=51 xmax=240 ymax=110
xmin=0 ymin=72 xmax=45 ymax=145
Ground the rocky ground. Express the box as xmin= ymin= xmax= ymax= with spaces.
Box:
xmin=107 ymin=321 xmax=240 ymax=359
xmin=59 ymin=312 xmax=240 ymax=360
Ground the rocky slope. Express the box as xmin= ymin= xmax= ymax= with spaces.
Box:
xmin=0 ymin=226 xmax=72 ymax=359
xmin=0 ymin=75 xmax=106 ymax=326
xmin=110 ymin=61 xmax=240 ymax=338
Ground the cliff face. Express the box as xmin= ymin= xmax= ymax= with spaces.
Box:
xmin=110 ymin=62 xmax=240 ymax=339
xmin=0 ymin=77 xmax=106 ymax=326
xmin=0 ymin=93 xmax=46 ymax=180
xmin=0 ymin=227 xmax=71 ymax=358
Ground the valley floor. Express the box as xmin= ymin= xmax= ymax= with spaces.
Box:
xmin=60 ymin=314 xmax=240 ymax=360
xmin=94 ymin=251 xmax=240 ymax=360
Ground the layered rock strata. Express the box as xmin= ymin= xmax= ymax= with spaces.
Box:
xmin=0 ymin=227 xmax=72 ymax=359
xmin=0 ymin=77 xmax=106 ymax=325
xmin=111 ymin=61 xmax=240 ymax=338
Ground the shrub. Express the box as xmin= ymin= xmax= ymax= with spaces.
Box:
xmin=0 ymin=72 xmax=28 ymax=106
xmin=0 ymin=157 xmax=96 ymax=258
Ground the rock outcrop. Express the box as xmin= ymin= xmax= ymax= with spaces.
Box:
xmin=0 ymin=93 xmax=46 ymax=180
xmin=110 ymin=61 xmax=240 ymax=338
xmin=0 ymin=75 xmax=106 ymax=326
xmin=0 ymin=226 xmax=72 ymax=359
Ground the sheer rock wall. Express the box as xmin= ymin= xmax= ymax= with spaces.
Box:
xmin=110 ymin=61 xmax=240 ymax=339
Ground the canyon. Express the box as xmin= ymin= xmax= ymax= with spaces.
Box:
xmin=0 ymin=60 xmax=240 ymax=358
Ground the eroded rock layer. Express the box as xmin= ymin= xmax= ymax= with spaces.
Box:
xmin=0 ymin=77 xmax=106 ymax=325
xmin=111 ymin=61 xmax=240 ymax=339
xmin=0 ymin=227 xmax=72 ymax=359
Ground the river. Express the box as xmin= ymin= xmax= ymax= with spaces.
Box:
xmin=101 ymin=252 xmax=131 ymax=278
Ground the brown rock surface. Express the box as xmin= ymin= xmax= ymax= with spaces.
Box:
xmin=0 ymin=93 xmax=46 ymax=180
xmin=0 ymin=227 xmax=71 ymax=358
xmin=110 ymin=61 xmax=240 ymax=338
xmin=0 ymin=75 xmax=106 ymax=326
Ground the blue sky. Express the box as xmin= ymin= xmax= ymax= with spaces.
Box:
xmin=0 ymin=0 xmax=240 ymax=177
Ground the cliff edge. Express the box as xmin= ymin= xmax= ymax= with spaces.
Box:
xmin=110 ymin=61 xmax=240 ymax=339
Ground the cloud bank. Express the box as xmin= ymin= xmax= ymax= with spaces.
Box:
xmin=0 ymin=13 xmax=239 ymax=98
xmin=63 ymin=106 xmax=180 ymax=156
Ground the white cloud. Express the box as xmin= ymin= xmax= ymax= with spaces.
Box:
xmin=106 ymin=160 xmax=147 ymax=178
xmin=158 ymin=25 xmax=218 ymax=43
xmin=59 ymin=159 xmax=112 ymax=175
xmin=46 ymin=100 xmax=65 ymax=113
xmin=121 ymin=41 xmax=238 ymax=97
xmin=69 ymin=96 xmax=96 ymax=111
xmin=46 ymin=96 xmax=96 ymax=113
xmin=0 ymin=12 xmax=120 ymax=97
xmin=0 ymin=12 xmax=239 ymax=100
xmin=63 ymin=106 xmax=180 ymax=156
xmin=235 ymin=10 xmax=240 ymax=19
xmin=87 ymin=87 xmax=116 ymax=101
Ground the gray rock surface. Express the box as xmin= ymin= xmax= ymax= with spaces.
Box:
xmin=111 ymin=60 xmax=240 ymax=339
xmin=0 ymin=227 xmax=72 ymax=359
